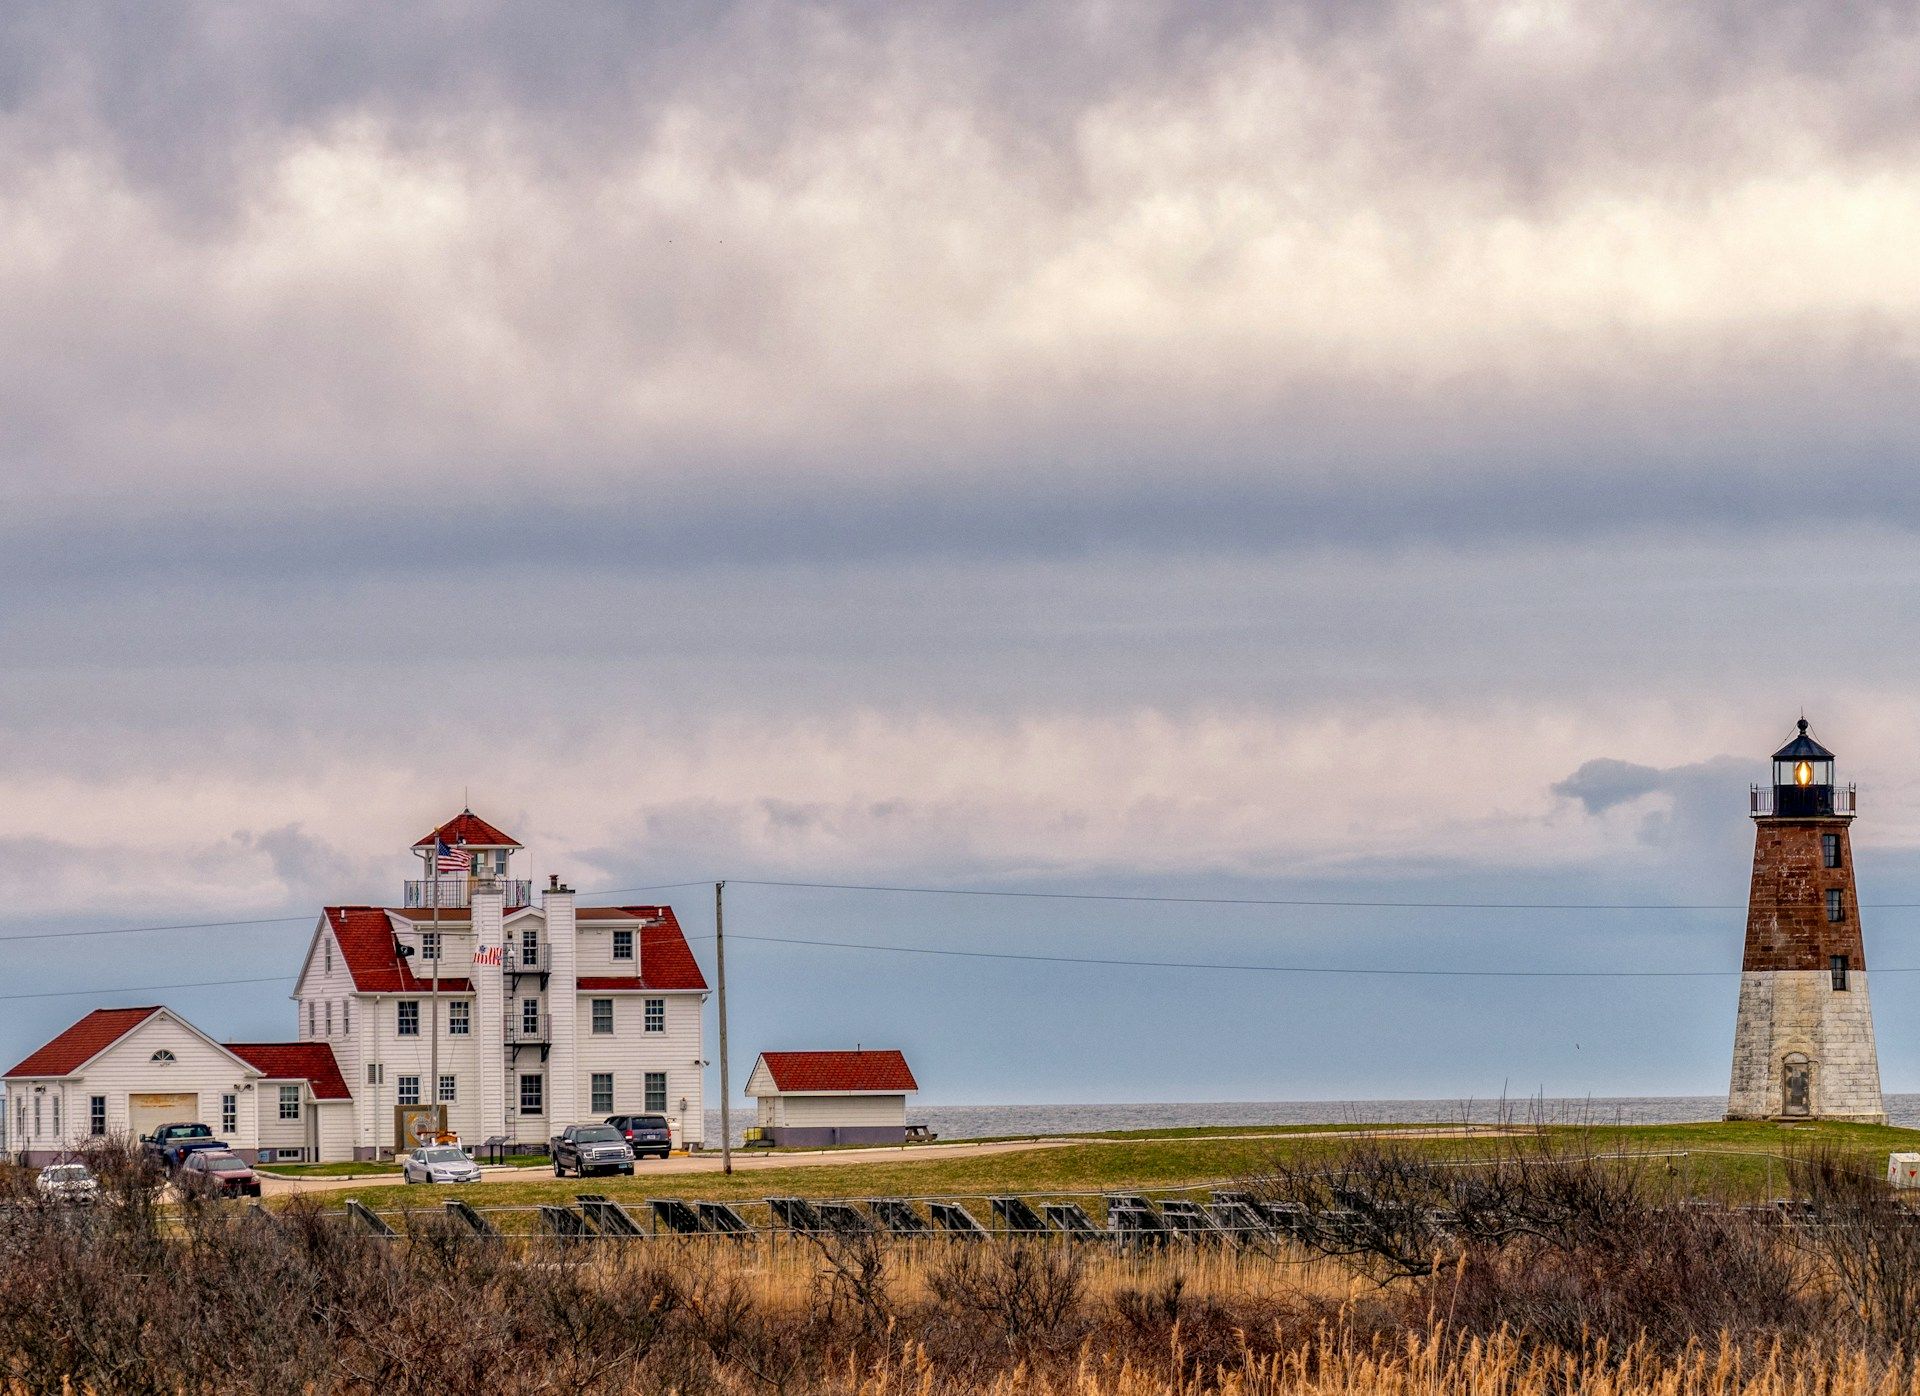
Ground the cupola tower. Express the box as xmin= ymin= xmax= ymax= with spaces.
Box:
xmin=1726 ymin=720 xmax=1885 ymax=1122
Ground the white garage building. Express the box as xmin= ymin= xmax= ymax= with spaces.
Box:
xmin=4 ymin=1006 xmax=352 ymax=1166
xmin=745 ymin=1049 xmax=918 ymax=1146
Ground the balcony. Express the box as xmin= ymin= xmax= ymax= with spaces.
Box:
xmin=403 ymin=878 xmax=533 ymax=909
xmin=505 ymin=1012 xmax=552 ymax=1045
xmin=1751 ymin=784 xmax=1856 ymax=818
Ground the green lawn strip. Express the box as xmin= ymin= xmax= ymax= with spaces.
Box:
xmin=313 ymin=1119 xmax=1920 ymax=1222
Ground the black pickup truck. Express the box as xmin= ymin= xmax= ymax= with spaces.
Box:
xmin=548 ymin=1124 xmax=635 ymax=1178
xmin=140 ymin=1122 xmax=228 ymax=1170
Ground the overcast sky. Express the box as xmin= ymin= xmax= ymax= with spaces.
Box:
xmin=6 ymin=0 xmax=1920 ymax=1107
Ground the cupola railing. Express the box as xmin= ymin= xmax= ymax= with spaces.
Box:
xmin=1750 ymin=784 xmax=1856 ymax=818
xmin=403 ymin=878 xmax=533 ymax=909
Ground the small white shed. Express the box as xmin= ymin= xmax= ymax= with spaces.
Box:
xmin=744 ymin=1050 xmax=918 ymax=1146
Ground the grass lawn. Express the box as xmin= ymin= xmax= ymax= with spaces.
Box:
xmin=311 ymin=1118 xmax=1920 ymax=1215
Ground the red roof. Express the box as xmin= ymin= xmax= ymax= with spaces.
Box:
xmin=322 ymin=905 xmax=703 ymax=993
xmin=413 ymin=810 xmax=521 ymax=849
xmin=226 ymin=1042 xmax=353 ymax=1100
xmin=758 ymin=1050 xmax=917 ymax=1094
xmin=324 ymin=908 xmax=474 ymax=993
xmin=5 ymin=1006 xmax=162 ymax=1077
xmin=576 ymin=908 xmax=708 ymax=990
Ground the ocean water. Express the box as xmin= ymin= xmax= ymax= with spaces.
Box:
xmin=703 ymin=1094 xmax=1920 ymax=1147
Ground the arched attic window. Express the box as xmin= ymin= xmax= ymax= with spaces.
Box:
xmin=150 ymin=1049 xmax=176 ymax=1063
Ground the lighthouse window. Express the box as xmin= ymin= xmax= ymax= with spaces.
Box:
xmin=1831 ymin=955 xmax=1850 ymax=991
xmin=1822 ymin=834 xmax=1841 ymax=869
xmin=1826 ymin=888 xmax=1845 ymax=922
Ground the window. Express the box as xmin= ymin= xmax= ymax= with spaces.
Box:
xmin=592 ymin=999 xmax=613 ymax=1035
xmin=421 ymin=931 xmax=440 ymax=961
xmin=522 ymin=998 xmax=540 ymax=1036
xmin=644 ymin=998 xmax=665 ymax=1033
xmin=15 ymin=1100 xmax=25 ymax=1145
xmin=32 ymin=1096 xmax=41 ymax=1137
xmin=279 ymin=1085 xmax=301 ymax=1121
xmin=366 ymin=1062 xmax=384 ymax=1086
xmin=591 ymin=1073 xmax=614 ymax=1113
xmin=519 ymin=1074 xmax=544 ymax=1115
xmin=448 ymin=1001 xmax=470 ymax=1036
xmin=307 ymin=1001 xmax=316 ymax=1036
xmin=398 ymin=1000 xmax=420 ymax=1036
xmin=521 ymin=929 xmax=540 ymax=966
xmin=150 ymin=1049 xmax=175 ymax=1064
xmin=1832 ymin=955 xmax=1851 ymax=991
xmin=438 ymin=1074 xmax=457 ymax=1104
xmin=612 ymin=929 xmax=634 ymax=961
xmin=324 ymin=1000 xmax=333 ymax=1035
xmin=397 ymin=1075 xmax=421 ymax=1106
xmin=51 ymin=1096 xmax=59 ymax=1136
xmin=343 ymin=1000 xmax=351 ymax=1034
xmin=644 ymin=1072 xmax=668 ymax=1113
xmin=1822 ymin=833 xmax=1842 ymax=869
xmin=221 ymin=1093 xmax=237 ymax=1133
xmin=89 ymin=1095 xmax=106 ymax=1136
xmin=1826 ymin=888 xmax=1846 ymax=923
xmin=491 ymin=850 xmax=509 ymax=875
xmin=325 ymin=939 xmax=333 ymax=974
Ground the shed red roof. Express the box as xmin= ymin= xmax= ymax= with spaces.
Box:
xmin=322 ymin=905 xmax=703 ymax=993
xmin=226 ymin=1042 xmax=353 ymax=1100
xmin=413 ymin=810 xmax=521 ymax=849
xmin=5 ymin=1006 xmax=162 ymax=1078
xmin=758 ymin=1050 xmax=917 ymax=1094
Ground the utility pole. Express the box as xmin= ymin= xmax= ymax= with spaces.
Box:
xmin=716 ymin=880 xmax=732 ymax=1175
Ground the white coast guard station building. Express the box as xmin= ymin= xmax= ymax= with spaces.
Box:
xmin=4 ymin=811 xmax=710 ymax=1165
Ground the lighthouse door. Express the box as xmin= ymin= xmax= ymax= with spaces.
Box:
xmin=1783 ymin=1058 xmax=1812 ymax=1116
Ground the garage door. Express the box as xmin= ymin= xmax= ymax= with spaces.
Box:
xmin=129 ymin=1092 xmax=199 ymax=1140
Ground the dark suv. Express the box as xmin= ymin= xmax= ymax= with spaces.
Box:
xmin=605 ymin=1114 xmax=673 ymax=1160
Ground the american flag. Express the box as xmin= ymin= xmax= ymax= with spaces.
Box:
xmin=435 ymin=837 xmax=472 ymax=873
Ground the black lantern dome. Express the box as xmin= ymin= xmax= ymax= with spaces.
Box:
xmin=1766 ymin=718 xmax=1843 ymax=817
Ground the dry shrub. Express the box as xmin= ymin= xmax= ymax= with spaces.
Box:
xmin=3 ymin=1140 xmax=1917 ymax=1393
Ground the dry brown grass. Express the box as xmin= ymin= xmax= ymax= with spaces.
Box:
xmin=7 ymin=1139 xmax=1920 ymax=1394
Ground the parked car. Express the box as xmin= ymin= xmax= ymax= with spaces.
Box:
xmin=141 ymin=1122 xmax=226 ymax=1170
xmin=35 ymin=1162 xmax=99 ymax=1203
xmin=402 ymin=1144 xmax=483 ymax=1185
xmin=604 ymin=1114 xmax=674 ymax=1160
xmin=549 ymin=1124 xmax=635 ymax=1178
xmin=177 ymin=1149 xmax=262 ymax=1198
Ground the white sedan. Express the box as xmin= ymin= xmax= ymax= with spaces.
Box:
xmin=401 ymin=1145 xmax=483 ymax=1185
xmin=36 ymin=1162 xmax=100 ymax=1202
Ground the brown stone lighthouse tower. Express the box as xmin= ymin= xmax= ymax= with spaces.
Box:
xmin=1726 ymin=719 xmax=1885 ymax=1122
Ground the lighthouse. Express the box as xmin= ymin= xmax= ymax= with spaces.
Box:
xmin=1726 ymin=720 xmax=1886 ymax=1122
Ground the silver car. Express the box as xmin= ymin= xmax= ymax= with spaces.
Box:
xmin=36 ymin=1162 xmax=99 ymax=1203
xmin=402 ymin=1144 xmax=483 ymax=1185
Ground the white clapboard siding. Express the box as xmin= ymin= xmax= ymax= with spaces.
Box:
xmin=573 ymin=990 xmax=707 ymax=1143
xmin=777 ymin=1094 xmax=908 ymax=1128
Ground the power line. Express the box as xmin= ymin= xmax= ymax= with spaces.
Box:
xmin=0 ymin=915 xmax=313 ymax=945
xmin=726 ymin=931 xmax=1920 ymax=979
xmin=0 ymin=974 xmax=295 ymax=1003
xmin=11 ymin=873 xmax=1920 ymax=950
xmin=731 ymin=877 xmax=1815 ymax=911
xmin=0 ymin=881 xmax=713 ymax=946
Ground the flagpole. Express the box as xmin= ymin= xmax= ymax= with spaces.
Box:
xmin=429 ymin=837 xmax=441 ymax=1143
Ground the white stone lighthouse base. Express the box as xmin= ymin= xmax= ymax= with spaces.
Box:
xmin=1726 ymin=970 xmax=1886 ymax=1123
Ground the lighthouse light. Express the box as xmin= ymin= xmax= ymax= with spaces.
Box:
xmin=1795 ymin=761 xmax=1814 ymax=787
